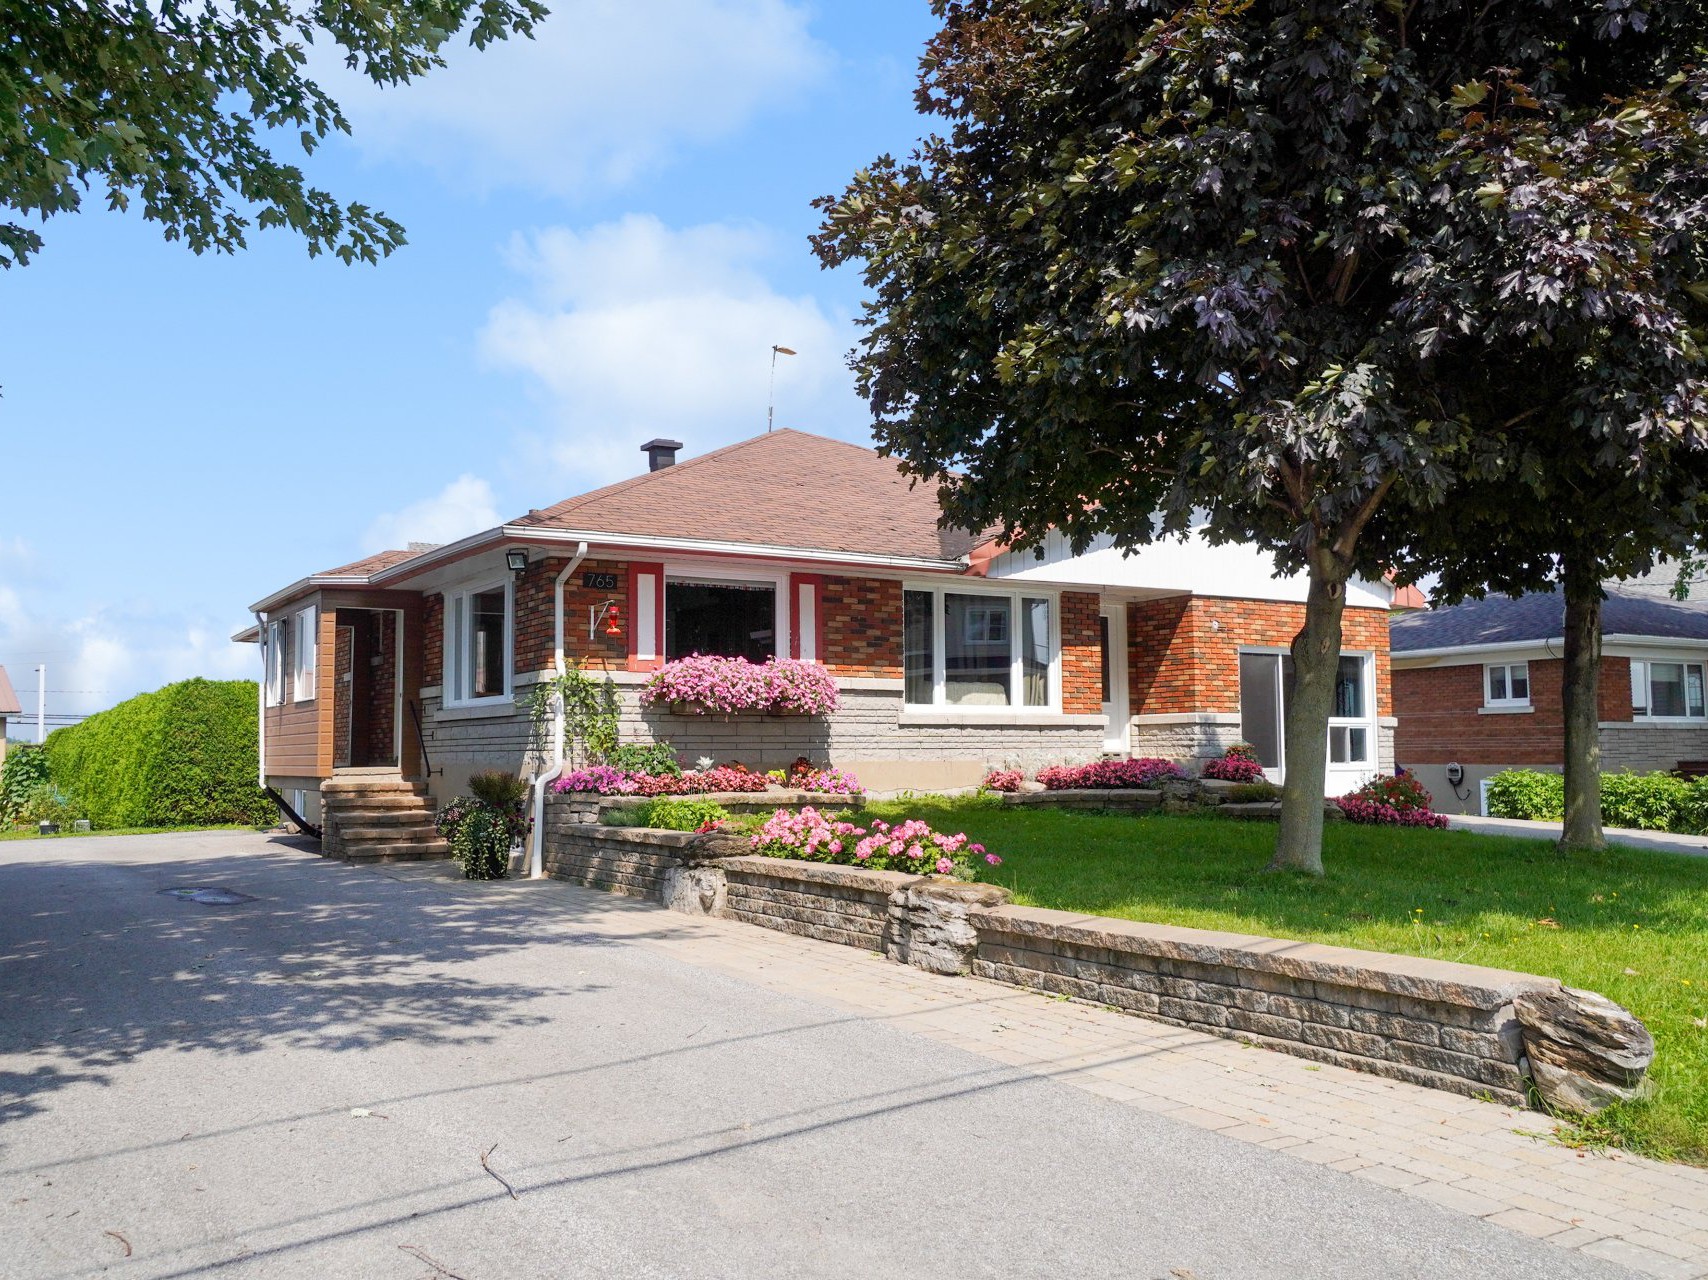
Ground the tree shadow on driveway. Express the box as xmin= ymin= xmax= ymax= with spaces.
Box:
xmin=0 ymin=834 xmax=682 ymax=1138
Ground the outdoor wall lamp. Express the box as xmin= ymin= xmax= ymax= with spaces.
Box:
xmin=589 ymin=600 xmax=622 ymax=642
xmin=506 ymin=548 xmax=530 ymax=575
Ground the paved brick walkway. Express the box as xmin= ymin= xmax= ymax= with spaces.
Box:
xmin=389 ymin=864 xmax=1708 ymax=1279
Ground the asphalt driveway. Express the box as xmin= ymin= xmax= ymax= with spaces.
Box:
xmin=0 ymin=831 xmax=1644 ymax=1279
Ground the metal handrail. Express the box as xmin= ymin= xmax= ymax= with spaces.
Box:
xmin=409 ymin=699 xmax=441 ymax=779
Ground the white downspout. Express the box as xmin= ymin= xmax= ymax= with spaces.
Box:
xmin=254 ymin=612 xmax=268 ymax=788
xmin=530 ymin=541 xmax=588 ymax=878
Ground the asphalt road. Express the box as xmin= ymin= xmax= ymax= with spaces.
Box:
xmin=0 ymin=831 xmax=1640 ymax=1280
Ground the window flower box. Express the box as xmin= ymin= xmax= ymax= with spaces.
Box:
xmin=642 ymin=655 xmax=840 ymax=717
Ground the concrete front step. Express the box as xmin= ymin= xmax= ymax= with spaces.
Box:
xmin=342 ymin=843 xmax=451 ymax=863
xmin=323 ymin=781 xmax=428 ymax=797
xmin=326 ymin=808 xmax=438 ymax=827
xmin=340 ymin=826 xmax=443 ymax=845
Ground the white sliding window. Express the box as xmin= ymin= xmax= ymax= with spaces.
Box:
xmin=292 ymin=607 xmax=317 ymax=703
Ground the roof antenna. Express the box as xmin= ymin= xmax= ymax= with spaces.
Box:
xmin=768 ymin=344 xmax=796 ymax=432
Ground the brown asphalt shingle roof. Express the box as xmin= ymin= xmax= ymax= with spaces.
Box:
xmin=315 ymin=548 xmax=423 ymax=579
xmin=0 ymin=665 xmax=21 ymax=717
xmin=509 ymin=430 xmax=980 ymax=562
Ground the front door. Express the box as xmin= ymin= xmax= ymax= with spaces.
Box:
xmin=1100 ymin=605 xmax=1129 ymax=754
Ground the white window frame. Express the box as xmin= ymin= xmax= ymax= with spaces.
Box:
xmin=444 ymin=577 xmax=514 ymax=707
xmin=1629 ymin=657 xmax=1707 ymax=722
xmin=292 ymin=606 xmax=317 ymax=703
xmin=1484 ymin=660 xmax=1531 ymax=709
xmin=1239 ymin=647 xmax=1378 ymax=778
xmin=903 ymin=583 xmax=1060 ymax=712
xmin=1328 ymin=652 xmax=1374 ymax=766
xmin=264 ymin=619 xmax=285 ymax=708
xmin=663 ymin=573 xmax=782 ymax=662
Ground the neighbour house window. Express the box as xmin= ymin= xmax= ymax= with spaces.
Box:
xmin=1484 ymin=661 xmax=1531 ymax=708
xmin=264 ymin=620 xmax=285 ymax=708
xmin=1630 ymin=659 xmax=1707 ymax=719
xmin=1239 ymin=651 xmax=1374 ymax=772
xmin=445 ymin=581 xmax=512 ymax=705
xmin=665 ymin=580 xmax=776 ymax=662
xmin=903 ymin=586 xmax=1056 ymax=709
xmin=292 ymin=607 xmax=317 ymax=703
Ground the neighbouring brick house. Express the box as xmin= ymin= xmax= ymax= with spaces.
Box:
xmin=238 ymin=430 xmax=1397 ymax=823
xmin=1392 ymin=573 xmax=1708 ymax=814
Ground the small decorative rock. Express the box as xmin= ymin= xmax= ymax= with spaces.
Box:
xmin=1513 ymin=986 xmax=1655 ymax=1114
xmin=661 ymin=864 xmax=727 ymax=916
xmin=885 ymin=879 xmax=1011 ymax=975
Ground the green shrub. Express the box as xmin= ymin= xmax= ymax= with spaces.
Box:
xmin=1599 ymin=770 xmax=1691 ymax=832
xmin=637 ymin=796 xmax=730 ymax=831
xmin=603 ymin=741 xmax=682 ymax=776
xmin=1677 ymin=776 xmax=1708 ymax=834
xmin=42 ymin=679 xmax=270 ymax=828
xmin=1484 ymin=769 xmax=1564 ymax=821
xmin=0 ymin=744 xmax=50 ymax=824
xmin=450 ymin=807 xmax=511 ymax=880
xmin=1224 ymin=781 xmax=1281 ymax=803
xmin=20 ymin=782 xmax=80 ymax=828
xmin=468 ymin=769 xmax=528 ymax=813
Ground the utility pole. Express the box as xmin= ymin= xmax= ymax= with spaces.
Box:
xmin=767 ymin=344 xmax=796 ymax=432
xmin=35 ymin=664 xmax=44 ymax=743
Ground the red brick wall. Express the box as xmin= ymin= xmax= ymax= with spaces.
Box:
xmin=367 ymin=611 xmax=398 ymax=765
xmin=1128 ymin=596 xmax=1392 ymax=717
xmin=1061 ymin=591 xmax=1102 ymax=714
xmin=1393 ymin=656 xmax=1631 ymax=765
xmin=422 ymin=593 xmax=443 ymax=689
xmin=820 ymin=575 xmax=903 ymax=678
xmin=513 ymin=556 xmax=631 ymax=675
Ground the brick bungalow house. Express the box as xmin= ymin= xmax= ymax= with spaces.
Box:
xmin=1392 ymin=575 xmax=1708 ymax=814
xmin=239 ymin=430 xmax=1396 ymax=840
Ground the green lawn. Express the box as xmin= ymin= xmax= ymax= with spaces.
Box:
xmin=0 ymin=823 xmax=262 ymax=842
xmin=851 ymin=797 xmax=1708 ymax=1165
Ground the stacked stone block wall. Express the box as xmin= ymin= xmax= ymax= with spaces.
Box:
xmin=534 ymin=813 xmax=1604 ymax=1106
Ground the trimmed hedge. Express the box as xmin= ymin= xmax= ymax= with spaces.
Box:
xmin=1486 ymin=767 xmax=1708 ymax=833
xmin=44 ymin=679 xmax=271 ymax=828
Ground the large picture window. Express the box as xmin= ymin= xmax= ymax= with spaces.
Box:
xmin=1239 ymin=651 xmax=1374 ymax=773
xmin=665 ymin=580 xmax=776 ymax=662
xmin=1631 ymin=659 xmax=1706 ymax=719
xmin=446 ymin=581 xmax=511 ymax=705
xmin=904 ymin=586 xmax=1055 ymax=709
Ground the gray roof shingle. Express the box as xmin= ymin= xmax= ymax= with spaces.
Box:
xmin=1391 ymin=579 xmax=1708 ymax=653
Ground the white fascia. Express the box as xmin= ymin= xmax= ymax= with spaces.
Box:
xmin=1394 ymin=633 xmax=1708 ymax=666
xmin=366 ymin=525 xmax=970 ymax=587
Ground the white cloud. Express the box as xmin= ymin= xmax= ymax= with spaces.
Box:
xmin=363 ymin=474 xmax=502 ymax=553
xmin=479 ymin=214 xmax=867 ymax=484
xmin=335 ymin=0 xmax=831 ymax=195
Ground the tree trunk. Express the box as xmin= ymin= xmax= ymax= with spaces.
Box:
xmin=1560 ymin=552 xmax=1606 ymax=852
xmin=1270 ymin=545 xmax=1349 ymax=875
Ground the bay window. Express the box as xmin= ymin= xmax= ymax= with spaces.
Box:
xmin=1630 ymin=659 xmax=1706 ymax=719
xmin=445 ymin=580 xmax=511 ymax=705
xmin=904 ymin=586 xmax=1056 ymax=709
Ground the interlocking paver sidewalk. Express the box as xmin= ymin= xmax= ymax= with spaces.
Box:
xmin=390 ymin=863 xmax=1708 ymax=1280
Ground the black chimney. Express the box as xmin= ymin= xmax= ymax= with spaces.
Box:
xmin=642 ymin=438 xmax=683 ymax=472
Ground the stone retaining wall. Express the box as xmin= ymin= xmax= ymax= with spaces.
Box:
xmin=536 ymin=820 xmax=1649 ymax=1109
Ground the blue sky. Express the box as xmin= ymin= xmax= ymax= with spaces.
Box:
xmin=0 ymin=0 xmax=937 ymax=730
